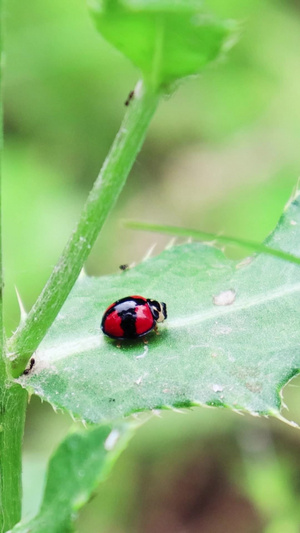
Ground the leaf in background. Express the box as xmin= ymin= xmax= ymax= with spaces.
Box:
xmin=89 ymin=0 xmax=236 ymax=90
xmin=10 ymin=424 xmax=132 ymax=533
xmin=16 ymin=192 xmax=300 ymax=424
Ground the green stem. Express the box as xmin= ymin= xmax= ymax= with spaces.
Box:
xmin=124 ymin=221 xmax=300 ymax=266
xmin=0 ymin=385 xmax=27 ymax=533
xmin=0 ymin=3 xmax=27 ymax=531
xmin=151 ymin=15 xmax=164 ymax=90
xmin=8 ymin=81 xmax=160 ymax=377
xmin=0 ymin=0 xmax=5 ymax=378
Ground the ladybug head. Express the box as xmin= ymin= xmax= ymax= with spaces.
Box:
xmin=148 ymin=299 xmax=167 ymax=323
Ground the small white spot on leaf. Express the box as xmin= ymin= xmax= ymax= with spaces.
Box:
xmin=214 ymin=325 xmax=232 ymax=335
xmin=136 ymin=345 xmax=149 ymax=359
xmin=212 ymin=384 xmax=223 ymax=393
xmin=290 ymin=220 xmax=297 ymax=225
xmin=213 ymin=289 xmax=236 ymax=306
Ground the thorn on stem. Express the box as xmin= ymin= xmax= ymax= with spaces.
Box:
xmin=15 ymin=286 xmax=27 ymax=322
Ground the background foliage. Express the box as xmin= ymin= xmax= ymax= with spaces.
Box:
xmin=4 ymin=0 xmax=300 ymax=531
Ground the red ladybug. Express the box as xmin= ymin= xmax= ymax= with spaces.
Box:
xmin=101 ymin=295 xmax=167 ymax=340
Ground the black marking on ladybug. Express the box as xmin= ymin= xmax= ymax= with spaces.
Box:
xmin=119 ymin=306 xmax=137 ymax=339
xmin=101 ymin=295 xmax=167 ymax=340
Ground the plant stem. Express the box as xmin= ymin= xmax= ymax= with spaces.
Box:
xmin=0 ymin=384 xmax=27 ymax=532
xmin=0 ymin=0 xmax=5 ymax=379
xmin=0 ymin=3 xmax=27 ymax=531
xmin=8 ymin=81 xmax=160 ymax=377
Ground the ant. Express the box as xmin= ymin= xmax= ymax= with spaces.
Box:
xmin=23 ymin=357 xmax=35 ymax=375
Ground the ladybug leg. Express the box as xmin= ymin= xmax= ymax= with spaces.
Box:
xmin=143 ymin=338 xmax=149 ymax=345
xmin=116 ymin=342 xmax=122 ymax=349
xmin=154 ymin=324 xmax=160 ymax=335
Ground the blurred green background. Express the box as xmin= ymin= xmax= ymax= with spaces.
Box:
xmin=3 ymin=0 xmax=300 ymax=531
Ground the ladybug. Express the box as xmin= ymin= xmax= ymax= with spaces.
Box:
xmin=101 ymin=295 xmax=167 ymax=340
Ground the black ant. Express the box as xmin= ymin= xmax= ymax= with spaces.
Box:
xmin=119 ymin=264 xmax=129 ymax=271
xmin=23 ymin=357 xmax=35 ymax=375
xmin=124 ymin=90 xmax=134 ymax=106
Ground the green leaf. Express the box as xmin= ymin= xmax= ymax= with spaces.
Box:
xmin=89 ymin=0 xmax=236 ymax=90
xmin=16 ymin=192 xmax=300 ymax=424
xmin=10 ymin=424 xmax=132 ymax=533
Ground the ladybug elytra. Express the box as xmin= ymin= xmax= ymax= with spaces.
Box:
xmin=101 ymin=295 xmax=167 ymax=340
